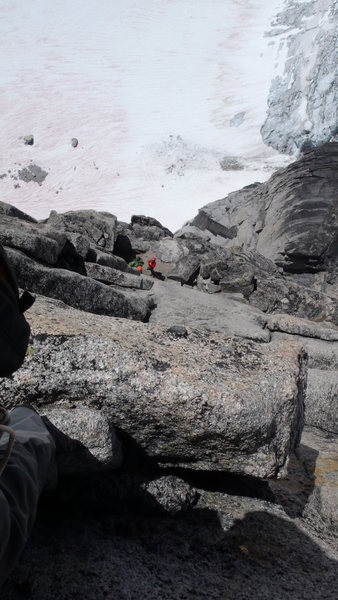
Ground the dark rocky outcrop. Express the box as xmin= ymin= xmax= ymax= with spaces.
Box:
xmin=88 ymin=246 xmax=138 ymax=274
xmin=23 ymin=135 xmax=34 ymax=146
xmin=131 ymin=215 xmax=173 ymax=239
xmin=44 ymin=209 xmax=118 ymax=251
xmin=5 ymin=247 xmax=150 ymax=320
xmin=0 ymin=200 xmax=37 ymax=223
xmin=85 ymin=262 xmax=153 ymax=290
xmin=0 ymin=203 xmax=155 ymax=319
xmin=186 ymin=144 xmax=338 ymax=298
xmin=114 ymin=215 xmax=173 ymax=260
xmin=0 ymin=217 xmax=60 ymax=265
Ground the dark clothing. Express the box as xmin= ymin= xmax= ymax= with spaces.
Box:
xmin=0 ymin=407 xmax=55 ymax=587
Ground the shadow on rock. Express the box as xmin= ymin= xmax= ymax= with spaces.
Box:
xmin=4 ymin=506 xmax=338 ymax=599
xmin=151 ymin=270 xmax=165 ymax=281
xmin=269 ymin=443 xmax=319 ymax=518
xmin=160 ymin=465 xmax=274 ymax=503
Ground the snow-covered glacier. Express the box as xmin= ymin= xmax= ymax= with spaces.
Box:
xmin=0 ymin=0 xmax=335 ymax=231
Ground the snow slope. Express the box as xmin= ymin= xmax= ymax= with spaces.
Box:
xmin=0 ymin=0 xmax=291 ymax=231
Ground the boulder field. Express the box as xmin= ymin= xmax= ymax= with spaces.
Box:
xmin=1 ymin=142 xmax=337 ymax=599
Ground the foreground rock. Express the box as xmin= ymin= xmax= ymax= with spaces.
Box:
xmin=0 ymin=295 xmax=307 ymax=479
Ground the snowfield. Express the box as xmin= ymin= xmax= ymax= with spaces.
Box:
xmin=0 ymin=0 xmax=292 ymax=231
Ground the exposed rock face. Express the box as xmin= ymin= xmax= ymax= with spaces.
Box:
xmin=85 ymin=262 xmax=153 ymax=290
xmin=0 ymin=294 xmax=307 ymax=479
xmin=0 ymin=203 xmax=155 ymax=320
xmin=45 ymin=209 xmax=118 ymax=251
xmin=131 ymin=215 xmax=173 ymax=239
xmin=42 ymin=406 xmax=123 ymax=476
xmin=304 ymin=370 xmax=337 ymax=434
xmin=114 ymin=215 xmax=173 ymax=259
xmin=185 ymin=144 xmax=338 ymax=305
xmin=148 ymin=279 xmax=271 ymax=342
xmin=140 ymin=476 xmax=199 ymax=514
xmin=271 ymin=330 xmax=338 ymax=435
xmin=0 ymin=200 xmax=37 ymax=223
xmin=0 ymin=216 xmax=60 ymax=265
xmin=261 ymin=0 xmax=337 ymax=154
xmin=89 ymin=247 xmax=138 ymax=274
xmin=5 ymin=248 xmax=150 ymax=320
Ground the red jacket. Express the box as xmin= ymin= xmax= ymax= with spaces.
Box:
xmin=148 ymin=258 xmax=156 ymax=270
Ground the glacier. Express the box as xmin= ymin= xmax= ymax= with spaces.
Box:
xmin=0 ymin=0 xmax=334 ymax=231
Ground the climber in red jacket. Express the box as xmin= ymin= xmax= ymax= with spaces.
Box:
xmin=147 ymin=257 xmax=156 ymax=275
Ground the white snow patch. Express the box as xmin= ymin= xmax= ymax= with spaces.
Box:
xmin=0 ymin=0 xmax=290 ymax=231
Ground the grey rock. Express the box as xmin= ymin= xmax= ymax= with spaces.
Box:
xmin=273 ymin=335 xmax=338 ymax=371
xmin=156 ymin=234 xmax=337 ymax=324
xmin=301 ymin=428 xmax=338 ymax=540
xmin=219 ymin=156 xmax=244 ymax=170
xmin=0 ymin=294 xmax=307 ymax=479
xmin=0 ymin=217 xmax=59 ymax=265
xmin=151 ymin=237 xmax=188 ymax=263
xmin=42 ymin=406 xmax=123 ymax=476
xmin=305 ymin=369 xmax=338 ymax=433
xmin=90 ymin=247 xmax=138 ymax=274
xmin=5 ymin=247 xmax=150 ymax=320
xmin=18 ymin=164 xmax=48 ymax=185
xmin=168 ymin=257 xmax=200 ymax=286
xmin=140 ymin=476 xmax=199 ymax=513
xmin=45 ymin=209 xmax=117 ymax=251
xmin=149 ymin=279 xmax=271 ymax=342
xmin=190 ymin=144 xmax=338 ymax=298
xmin=131 ymin=215 xmax=173 ymax=238
xmin=114 ymin=218 xmax=173 ymax=263
xmin=166 ymin=324 xmax=188 ymax=339
xmin=71 ymin=138 xmax=78 ymax=148
xmin=66 ymin=233 xmax=90 ymax=259
xmin=270 ymin=426 xmax=338 ymax=541
xmin=23 ymin=135 xmax=34 ymax=146
xmin=250 ymin=274 xmax=337 ymax=325
xmin=197 ymin=278 xmax=222 ymax=294
xmin=263 ymin=313 xmax=338 ymax=342
xmin=0 ymin=200 xmax=37 ymax=223
xmin=85 ymin=262 xmax=153 ymax=290
xmin=271 ymin=332 xmax=337 ymax=432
